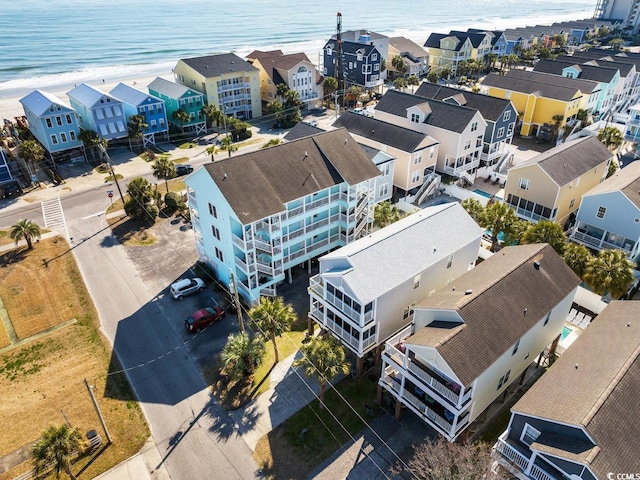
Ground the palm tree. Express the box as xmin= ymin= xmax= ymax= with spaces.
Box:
xmin=206 ymin=145 xmax=217 ymax=161
xmin=78 ymin=130 xmax=105 ymax=163
xmin=31 ymin=424 xmax=83 ymax=480
xmin=127 ymin=176 xmax=153 ymax=206
xmin=391 ymin=55 xmax=407 ymax=78
xmin=266 ymin=100 xmax=284 ymax=126
xmin=19 ymin=139 xmax=45 ymax=183
xmin=202 ymin=104 xmax=222 ymax=132
xmin=152 ymin=157 xmax=176 ymax=193
xmin=480 ymin=202 xmax=518 ymax=252
xmin=393 ymin=77 xmax=408 ymax=91
xmin=485 ymin=52 xmax=498 ymax=72
xmin=583 ymin=249 xmax=635 ymax=299
xmin=172 ymin=109 xmax=191 ymax=132
xmin=598 ymin=126 xmax=623 ymax=151
xmin=294 ymin=335 xmax=351 ymax=407
xmin=323 ymin=77 xmax=338 ymax=107
xmin=562 ymin=243 xmax=592 ymax=278
xmin=220 ymin=136 xmax=237 ymax=157
xmin=127 ymin=114 xmax=148 ymax=153
xmin=249 ymin=296 xmax=297 ymax=363
xmin=10 ymin=219 xmax=42 ymax=249
xmin=521 ymin=220 xmax=566 ymax=255
xmin=460 ymin=198 xmax=484 ymax=223
xmin=373 ymin=201 xmax=402 ymax=228
xmin=221 ymin=332 xmax=265 ymax=381
xmin=407 ymin=75 xmax=420 ymax=93
xmin=276 ymin=83 xmax=289 ymax=102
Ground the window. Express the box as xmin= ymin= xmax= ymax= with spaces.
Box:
xmin=447 ymin=254 xmax=454 ymax=268
xmin=411 ymin=171 xmax=420 ymax=183
xmin=519 ymin=178 xmax=530 ymax=190
xmin=413 ymin=274 xmax=421 ymax=289
xmin=50 ymin=134 xmax=58 ymax=145
xmin=543 ymin=312 xmax=550 ymax=326
xmin=65 ymin=114 xmax=72 ymax=124
xmin=349 ymin=62 xmax=353 ymax=69
xmin=503 ymin=111 xmax=512 ymax=121
xmin=464 ymin=140 xmax=472 ymax=150
xmin=372 ymin=53 xmax=378 ymax=61
xmin=569 ymin=198 xmax=575 ymax=209
xmin=521 ymin=424 xmax=541 ymax=446
xmin=414 ymin=154 xmax=422 ymax=165
xmin=596 ymin=206 xmax=606 ymax=219
xmin=60 ymin=132 xmax=67 ymax=142
xmin=46 ymin=118 xmax=52 ymax=128
xmin=379 ymin=184 xmax=388 ymax=197
xmin=208 ymin=203 xmax=218 ymax=218
xmin=214 ymin=247 xmax=224 ymax=262
xmin=512 ymin=339 xmax=520 ymax=355
xmin=56 ymin=116 xmax=63 ymax=126
xmin=497 ymin=369 xmax=511 ymax=389
xmin=211 ymin=225 xmax=220 ymax=240
xmin=69 ymin=131 xmax=76 ymax=141
xmin=497 ymin=127 xmax=505 ymax=137
xmin=379 ymin=162 xmax=390 ymax=176
xmin=471 ymin=121 xmax=478 ymax=132
xmin=374 ymin=63 xmax=380 ymax=71
xmin=410 ymin=113 xmax=420 ymax=123
xmin=357 ymin=53 xmax=363 ymax=62
xmin=402 ymin=305 xmax=414 ymax=319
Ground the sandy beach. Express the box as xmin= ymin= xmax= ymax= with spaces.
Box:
xmin=0 ymin=70 xmax=175 ymax=123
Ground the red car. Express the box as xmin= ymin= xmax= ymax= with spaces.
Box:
xmin=185 ymin=306 xmax=225 ymax=333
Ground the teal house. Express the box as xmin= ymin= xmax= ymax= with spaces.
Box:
xmin=147 ymin=77 xmax=206 ymax=135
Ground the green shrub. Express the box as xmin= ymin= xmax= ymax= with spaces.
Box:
xmin=144 ymin=204 xmax=159 ymax=221
xmin=124 ymin=198 xmax=144 ymax=219
xmin=164 ymin=191 xmax=181 ymax=208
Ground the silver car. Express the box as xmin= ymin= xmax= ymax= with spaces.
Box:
xmin=170 ymin=277 xmax=206 ymax=300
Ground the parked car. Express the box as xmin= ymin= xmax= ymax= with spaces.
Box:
xmin=303 ymin=119 xmax=318 ymax=127
xmin=176 ymin=164 xmax=194 ymax=176
xmin=185 ymin=306 xmax=225 ymax=332
xmin=170 ymin=277 xmax=205 ymax=300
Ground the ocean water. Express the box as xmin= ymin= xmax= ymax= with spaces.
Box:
xmin=0 ymin=0 xmax=598 ymax=96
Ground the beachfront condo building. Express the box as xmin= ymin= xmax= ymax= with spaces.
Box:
xmin=493 ymin=300 xmax=640 ymax=480
xmin=184 ymin=128 xmax=381 ymax=305
xmin=332 ymin=112 xmax=440 ymax=203
xmin=67 ymin=83 xmax=128 ymax=142
xmin=380 ymin=244 xmax=580 ymax=442
xmin=19 ymin=90 xmax=84 ymax=163
xmin=173 ymin=53 xmax=261 ymax=120
xmin=595 ymin=0 xmax=640 ymax=33
xmin=569 ymin=160 xmax=640 ymax=261
xmin=480 ymin=70 xmax=601 ymax=137
xmin=308 ymin=202 xmax=483 ymax=372
xmin=503 ymin=136 xmax=613 ymax=227
xmin=109 ymin=83 xmax=168 ymax=147
xmin=147 ymin=77 xmax=206 ymax=136
xmin=374 ymin=89 xmax=487 ymax=186
xmin=322 ymin=29 xmax=388 ymax=90
xmin=387 ymin=37 xmax=429 ymax=79
xmin=246 ymin=50 xmax=322 ymax=109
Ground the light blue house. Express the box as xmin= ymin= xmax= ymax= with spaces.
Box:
xmin=67 ymin=83 xmax=127 ymax=141
xmin=185 ymin=128 xmax=382 ymax=305
xmin=110 ymin=83 xmax=168 ymax=147
xmin=359 ymin=144 xmax=394 ymax=204
xmin=625 ymin=103 xmax=640 ymax=144
xmin=569 ymin=160 xmax=640 ymax=261
xmin=19 ymin=90 xmax=83 ymax=162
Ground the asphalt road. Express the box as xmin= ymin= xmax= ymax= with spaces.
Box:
xmin=0 ymin=157 xmax=258 ymax=479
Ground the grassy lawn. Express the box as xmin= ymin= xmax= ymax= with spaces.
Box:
xmin=0 ymin=230 xmax=11 ymax=247
xmin=253 ymin=376 xmax=381 ymax=479
xmin=178 ymin=142 xmax=197 ymax=149
xmin=0 ymin=237 xmax=149 ymax=480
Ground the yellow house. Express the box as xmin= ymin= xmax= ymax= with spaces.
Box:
xmin=480 ymin=69 xmax=600 ymax=137
xmin=504 ymin=136 xmax=612 ymax=227
xmin=174 ymin=53 xmax=262 ymax=120
xmin=424 ymin=30 xmax=492 ymax=75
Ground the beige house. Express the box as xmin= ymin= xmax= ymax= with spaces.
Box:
xmin=504 ymin=136 xmax=612 ymax=227
xmin=246 ymin=50 xmax=321 ymax=108
xmin=333 ymin=112 xmax=440 ymax=200
xmin=173 ymin=53 xmax=262 ymax=120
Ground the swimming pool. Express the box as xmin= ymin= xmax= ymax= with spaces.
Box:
xmin=561 ymin=326 xmax=572 ymax=341
xmin=473 ymin=189 xmax=492 ymax=199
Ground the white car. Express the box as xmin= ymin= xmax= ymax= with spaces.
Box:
xmin=170 ymin=277 xmax=206 ymax=300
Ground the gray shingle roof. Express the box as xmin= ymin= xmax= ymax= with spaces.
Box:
xmin=407 ymin=244 xmax=580 ymax=386
xmin=533 ymin=58 xmax=618 ymax=83
xmin=516 ymin=136 xmax=612 ymax=186
xmin=375 ymin=90 xmax=478 ymax=133
xmin=178 ymin=53 xmax=257 ymax=77
xmin=583 ymin=160 xmax=640 ymax=208
xmin=203 ymin=128 xmax=381 ymax=224
xmin=481 ymin=69 xmax=600 ymax=100
xmin=333 ymin=112 xmax=438 ymax=152
xmin=415 ymin=83 xmax=512 ymax=122
xmin=512 ymin=301 xmax=640 ymax=479
xmin=320 ymin=202 xmax=483 ymax=305
xmin=567 ymin=52 xmax=636 ymax=76
xmin=282 ymin=122 xmax=324 ymax=142
xmin=388 ymin=36 xmax=428 ymax=59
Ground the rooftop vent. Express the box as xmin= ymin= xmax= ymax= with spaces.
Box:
xmin=534 ymin=260 xmax=540 ymax=270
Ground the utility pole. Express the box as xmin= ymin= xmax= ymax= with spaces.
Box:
xmin=84 ymin=378 xmax=112 ymax=444
xmin=336 ymin=12 xmax=346 ymax=109
xmin=99 ymin=144 xmax=125 ymax=205
xmin=229 ymin=271 xmax=244 ymax=333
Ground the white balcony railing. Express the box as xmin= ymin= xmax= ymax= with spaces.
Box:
xmin=403 ymin=390 xmax=453 ymax=434
xmin=494 ymin=435 xmax=529 ymax=471
xmin=571 ymin=230 xmax=632 ymax=253
xmin=407 ymin=361 xmax=460 ymax=405
xmin=530 ymin=464 xmax=556 ymax=480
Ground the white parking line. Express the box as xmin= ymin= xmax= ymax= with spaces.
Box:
xmin=82 ymin=212 xmax=105 ymax=220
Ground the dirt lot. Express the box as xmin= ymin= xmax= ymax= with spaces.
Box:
xmin=0 ymin=237 xmax=149 ymax=480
